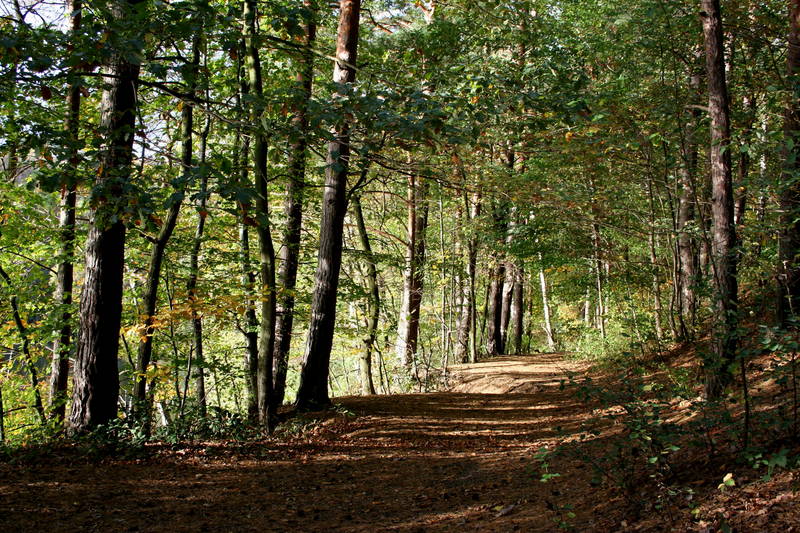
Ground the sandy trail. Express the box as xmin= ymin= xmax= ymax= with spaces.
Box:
xmin=2 ymin=353 xmax=620 ymax=532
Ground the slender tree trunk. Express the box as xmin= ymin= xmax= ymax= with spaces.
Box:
xmin=186 ymin=116 xmax=211 ymax=418
xmin=486 ymin=260 xmax=506 ymax=356
xmin=676 ymin=53 xmax=702 ymax=340
xmin=455 ymin=188 xmax=480 ymax=363
xmin=500 ymin=260 xmax=515 ymax=350
xmin=352 ymin=194 xmax=377 ymax=395
xmin=701 ymin=0 xmax=738 ymax=397
xmin=243 ymin=0 xmax=277 ymax=427
xmin=0 ymin=264 xmax=46 ymax=423
xmin=69 ymin=0 xmax=144 ymax=433
xmin=591 ymin=225 xmax=605 ymax=338
xmin=539 ymin=263 xmax=556 ymax=351
xmin=134 ymin=19 xmax=202 ymax=422
xmin=272 ymin=0 xmax=317 ymax=408
xmin=510 ymin=262 xmax=524 ymax=354
xmin=295 ymin=0 xmax=361 ymax=411
xmin=0 ymin=381 xmax=4 ymax=442
xmin=647 ymin=176 xmax=664 ymax=340
xmin=395 ymin=172 xmax=429 ymax=368
xmin=49 ymin=0 xmax=82 ymax=423
xmin=235 ymin=52 xmax=259 ymax=421
xmin=779 ymin=0 xmax=800 ymax=324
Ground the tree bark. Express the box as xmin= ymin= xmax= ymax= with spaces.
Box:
xmin=0 ymin=264 xmax=46 ymax=423
xmin=69 ymin=0 xmax=145 ymax=433
xmin=647 ymin=176 xmax=664 ymax=340
xmin=134 ymin=16 xmax=202 ymax=422
xmin=701 ymin=0 xmax=738 ymax=397
xmin=352 ymin=194 xmax=377 ymax=395
xmin=486 ymin=197 xmax=509 ymax=356
xmin=676 ymin=52 xmax=702 ymax=340
xmin=273 ymin=1 xmax=316 ymax=407
xmin=235 ymin=51 xmax=259 ymax=421
xmin=295 ymin=0 xmax=361 ymax=411
xmin=243 ymin=0 xmax=277 ymax=427
xmin=539 ymin=265 xmax=556 ymax=351
xmin=395 ymin=172 xmax=429 ymax=368
xmin=509 ymin=262 xmax=524 ymax=354
xmin=779 ymin=0 xmax=800 ymax=324
xmin=455 ymin=188 xmax=480 ymax=363
xmin=49 ymin=0 xmax=82 ymax=424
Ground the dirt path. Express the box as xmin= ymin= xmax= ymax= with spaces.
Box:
xmin=1 ymin=353 xmax=622 ymax=532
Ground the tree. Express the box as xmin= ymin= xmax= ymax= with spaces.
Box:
xmin=273 ymin=0 xmax=317 ymax=408
xmin=779 ymin=0 xmax=800 ymax=324
xmin=48 ymin=0 xmax=82 ymax=424
xmin=69 ymin=0 xmax=147 ymax=433
xmin=700 ymin=0 xmax=738 ymax=397
xmin=296 ymin=0 xmax=362 ymax=411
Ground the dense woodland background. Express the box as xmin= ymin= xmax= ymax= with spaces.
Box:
xmin=1 ymin=0 xmax=800 ymax=466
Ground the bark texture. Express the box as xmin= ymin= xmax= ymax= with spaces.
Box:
xmin=779 ymin=0 xmax=800 ymax=324
xmin=701 ymin=0 xmax=738 ymax=397
xmin=273 ymin=1 xmax=316 ymax=407
xmin=295 ymin=0 xmax=361 ymax=411
xmin=69 ymin=0 xmax=144 ymax=433
xmin=49 ymin=0 xmax=82 ymax=423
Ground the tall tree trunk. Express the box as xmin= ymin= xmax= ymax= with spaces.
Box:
xmin=509 ymin=262 xmax=524 ymax=354
xmin=701 ymin=0 xmax=738 ymax=397
xmin=49 ymin=0 xmax=82 ymax=423
xmin=676 ymin=52 xmax=702 ymax=340
xmin=500 ymin=260 xmax=515 ymax=350
xmin=352 ymin=194 xmax=377 ymax=395
xmin=395 ymin=173 xmax=429 ymax=368
xmin=186 ymin=117 xmax=210 ymax=418
xmin=235 ymin=51 xmax=259 ymax=421
xmin=134 ymin=17 xmax=202 ymax=421
xmin=647 ymin=175 xmax=664 ymax=340
xmin=273 ymin=1 xmax=316 ymax=407
xmin=0 ymin=264 xmax=46 ymax=423
xmin=779 ymin=0 xmax=800 ymax=324
xmin=243 ymin=0 xmax=277 ymax=427
xmin=455 ymin=188 xmax=480 ymax=363
xmin=295 ymin=0 xmax=361 ymax=411
xmin=539 ymin=264 xmax=557 ymax=351
xmin=69 ymin=0 xmax=145 ymax=433
xmin=486 ymin=198 xmax=509 ymax=356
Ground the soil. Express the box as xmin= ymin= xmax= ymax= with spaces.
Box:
xmin=1 ymin=352 xmax=798 ymax=532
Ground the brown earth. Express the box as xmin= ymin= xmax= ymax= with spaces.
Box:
xmin=1 ymin=352 xmax=797 ymax=532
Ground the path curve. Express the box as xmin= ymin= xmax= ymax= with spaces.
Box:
xmin=2 ymin=353 xmax=618 ymax=532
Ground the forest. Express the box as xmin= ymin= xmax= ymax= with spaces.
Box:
xmin=2 ymin=0 xmax=800 ymax=530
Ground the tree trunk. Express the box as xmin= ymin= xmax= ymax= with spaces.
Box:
xmin=273 ymin=1 xmax=316 ymax=407
xmin=676 ymin=53 xmax=702 ymax=340
xmin=647 ymin=176 xmax=664 ymax=340
xmin=396 ymin=172 xmax=430 ymax=368
xmin=352 ymin=194 xmax=377 ymax=395
xmin=701 ymin=0 xmax=738 ymax=397
xmin=539 ymin=262 xmax=556 ymax=351
xmin=486 ymin=195 xmax=509 ymax=357
xmin=235 ymin=52 xmax=259 ymax=421
xmin=779 ymin=0 xmax=800 ymax=324
xmin=295 ymin=0 xmax=361 ymax=411
xmin=69 ymin=0 xmax=144 ymax=433
xmin=49 ymin=0 xmax=82 ymax=424
xmin=243 ymin=0 xmax=277 ymax=427
xmin=134 ymin=18 xmax=202 ymax=422
xmin=186 ymin=117 xmax=211 ymax=418
xmin=510 ymin=262 xmax=524 ymax=354
xmin=455 ymin=188 xmax=480 ymax=363
xmin=0 ymin=264 xmax=46 ymax=423
xmin=486 ymin=260 xmax=506 ymax=356
xmin=500 ymin=260 xmax=515 ymax=350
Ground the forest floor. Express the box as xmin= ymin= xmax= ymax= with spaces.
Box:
xmin=2 ymin=352 xmax=799 ymax=532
